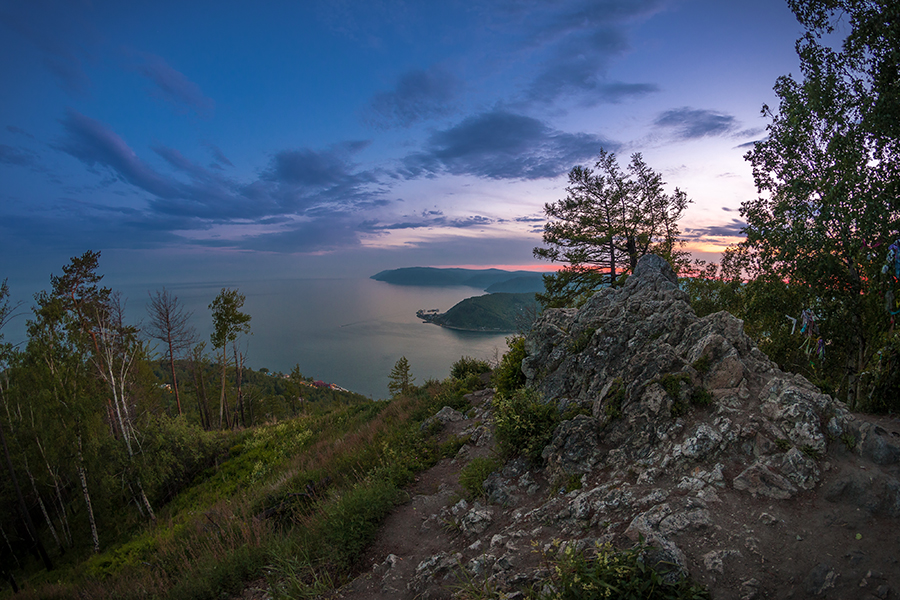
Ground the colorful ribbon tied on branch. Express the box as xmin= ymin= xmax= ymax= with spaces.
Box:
xmin=798 ymin=308 xmax=824 ymax=363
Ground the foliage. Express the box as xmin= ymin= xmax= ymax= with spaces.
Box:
xmin=535 ymin=150 xmax=691 ymax=308
xmin=532 ymin=539 xmax=710 ymax=600
xmin=603 ymin=378 xmax=625 ymax=420
xmin=493 ymin=336 xmax=528 ymax=398
xmin=736 ymin=0 xmax=900 ymax=408
xmin=493 ymin=387 xmax=559 ymax=463
xmin=388 ymin=356 xmax=415 ymax=397
xmin=451 ymin=356 xmax=492 ymax=380
xmin=459 ymin=457 xmax=500 ymax=500
xmin=433 ymin=293 xmax=541 ymax=332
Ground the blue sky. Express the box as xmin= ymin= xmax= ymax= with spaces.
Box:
xmin=0 ymin=0 xmax=805 ymax=294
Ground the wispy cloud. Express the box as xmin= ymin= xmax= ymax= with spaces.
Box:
xmin=400 ymin=110 xmax=616 ymax=180
xmin=366 ymin=67 xmax=460 ymax=127
xmin=58 ymin=109 xmax=181 ymax=199
xmin=683 ymin=218 xmax=747 ymax=240
xmin=132 ymin=53 xmax=215 ymax=117
xmin=0 ymin=144 xmax=37 ymax=167
xmin=653 ymin=108 xmax=740 ymax=140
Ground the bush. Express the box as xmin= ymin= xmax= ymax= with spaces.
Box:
xmin=539 ymin=539 xmax=710 ymax=600
xmin=451 ymin=356 xmax=492 ymax=380
xmin=493 ymin=336 xmax=527 ymax=397
xmin=458 ymin=457 xmax=500 ymax=500
xmin=492 ymin=387 xmax=558 ymax=463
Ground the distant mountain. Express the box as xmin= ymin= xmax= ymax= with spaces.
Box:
xmin=485 ymin=275 xmax=547 ymax=294
xmin=420 ymin=292 xmax=540 ymax=332
xmin=371 ymin=267 xmax=547 ymax=291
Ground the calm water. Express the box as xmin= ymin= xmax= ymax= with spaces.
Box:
xmin=116 ymin=278 xmax=512 ymax=399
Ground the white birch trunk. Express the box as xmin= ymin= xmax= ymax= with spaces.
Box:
xmin=77 ymin=435 xmax=100 ymax=553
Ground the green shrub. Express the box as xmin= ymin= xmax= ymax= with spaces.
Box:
xmin=539 ymin=539 xmax=710 ymax=600
xmin=451 ymin=355 xmax=492 ymax=380
xmin=604 ymin=378 xmax=626 ymax=420
xmin=493 ymin=387 xmax=558 ymax=463
xmin=319 ymin=479 xmax=403 ymax=569
xmin=493 ymin=336 xmax=527 ymax=396
xmin=459 ymin=457 xmax=501 ymax=500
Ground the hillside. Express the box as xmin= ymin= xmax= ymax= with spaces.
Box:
xmin=9 ymin=256 xmax=900 ymax=600
xmin=420 ymin=292 xmax=539 ymax=332
xmin=372 ymin=267 xmax=546 ymax=291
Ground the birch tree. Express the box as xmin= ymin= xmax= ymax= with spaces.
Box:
xmin=209 ymin=289 xmax=251 ymax=429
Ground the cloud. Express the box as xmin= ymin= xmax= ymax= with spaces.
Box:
xmin=401 ymin=110 xmax=616 ymax=180
xmin=653 ymin=108 xmax=741 ymax=140
xmin=360 ymin=213 xmax=494 ymax=231
xmin=513 ymin=0 xmax=663 ymax=105
xmin=58 ymin=109 xmax=181 ymax=199
xmin=6 ymin=125 xmax=35 ymax=139
xmin=366 ymin=67 xmax=459 ymax=127
xmin=683 ymin=218 xmax=747 ymax=239
xmin=0 ymin=144 xmax=36 ymax=166
xmin=267 ymin=149 xmax=360 ymax=187
xmin=204 ymin=142 xmax=234 ymax=168
xmin=133 ymin=53 xmax=215 ymax=117
xmin=202 ymin=217 xmax=363 ymax=254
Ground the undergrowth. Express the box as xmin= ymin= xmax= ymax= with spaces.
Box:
xmin=7 ymin=376 xmax=474 ymax=600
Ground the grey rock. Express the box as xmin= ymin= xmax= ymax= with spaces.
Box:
xmin=804 ymin=563 xmax=837 ymax=596
xmin=734 ymin=461 xmax=799 ymax=499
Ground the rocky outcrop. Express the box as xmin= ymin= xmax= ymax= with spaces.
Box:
xmin=340 ymin=255 xmax=900 ymax=600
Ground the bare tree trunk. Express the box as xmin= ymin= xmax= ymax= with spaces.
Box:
xmin=36 ymin=437 xmax=71 ymax=547
xmin=24 ymin=455 xmax=62 ymax=551
xmin=233 ymin=342 xmax=245 ymax=427
xmin=76 ymin=435 xmax=100 ymax=554
xmin=219 ymin=345 xmax=230 ymax=429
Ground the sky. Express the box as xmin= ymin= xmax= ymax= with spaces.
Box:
xmin=0 ymin=0 xmax=807 ymax=296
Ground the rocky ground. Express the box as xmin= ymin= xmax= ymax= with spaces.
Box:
xmin=253 ymin=255 xmax=900 ymax=599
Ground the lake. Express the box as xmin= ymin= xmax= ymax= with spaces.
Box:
xmin=117 ymin=277 xmax=513 ymax=399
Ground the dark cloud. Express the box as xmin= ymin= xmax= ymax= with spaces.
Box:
xmin=654 ymin=108 xmax=740 ymax=140
xmin=683 ymin=218 xmax=747 ymax=239
xmin=366 ymin=67 xmax=459 ymax=127
xmin=736 ymin=137 xmax=766 ymax=149
xmin=0 ymin=144 xmax=36 ymax=166
xmin=6 ymin=125 xmax=35 ymax=139
xmin=133 ymin=53 xmax=215 ymax=117
xmin=55 ymin=110 xmax=384 ymax=234
xmin=360 ymin=213 xmax=494 ymax=231
xmin=204 ymin=142 xmax=234 ymax=168
xmin=523 ymin=0 xmax=663 ymax=44
xmin=267 ymin=149 xmax=358 ymax=187
xmin=512 ymin=0 xmax=662 ymax=105
xmin=58 ymin=109 xmax=181 ymax=199
xmin=401 ymin=110 xmax=616 ymax=180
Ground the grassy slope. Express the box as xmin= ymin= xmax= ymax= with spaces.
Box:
xmin=5 ymin=378 xmax=477 ymax=600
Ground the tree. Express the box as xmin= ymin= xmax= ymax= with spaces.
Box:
xmin=388 ymin=356 xmax=414 ymax=397
xmin=146 ymin=288 xmax=196 ymax=415
xmin=534 ymin=150 xmax=691 ymax=308
xmin=739 ymin=0 xmax=900 ymax=407
xmin=209 ymin=289 xmax=251 ymax=428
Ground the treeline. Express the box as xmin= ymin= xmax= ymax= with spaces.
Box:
xmin=0 ymin=252 xmax=365 ymax=588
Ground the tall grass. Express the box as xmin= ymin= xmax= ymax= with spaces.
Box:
xmin=6 ymin=380 xmax=471 ymax=599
